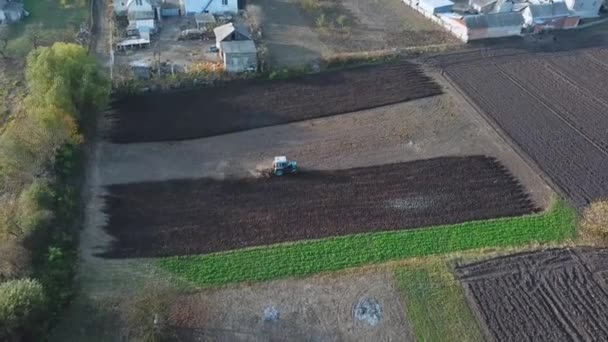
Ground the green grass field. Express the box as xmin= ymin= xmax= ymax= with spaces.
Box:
xmin=158 ymin=199 xmax=576 ymax=286
xmin=395 ymin=262 xmax=484 ymax=341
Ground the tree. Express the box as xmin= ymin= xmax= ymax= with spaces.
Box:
xmin=0 ymin=278 xmax=47 ymax=340
xmin=25 ymin=42 xmax=110 ymax=121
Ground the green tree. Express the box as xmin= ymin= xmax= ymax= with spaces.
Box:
xmin=0 ymin=278 xmax=47 ymax=340
xmin=26 ymin=42 xmax=110 ymax=121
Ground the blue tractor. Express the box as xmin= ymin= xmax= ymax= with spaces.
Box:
xmin=273 ymin=156 xmax=298 ymax=176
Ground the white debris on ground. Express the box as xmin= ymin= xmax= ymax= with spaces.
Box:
xmin=354 ymin=298 xmax=382 ymax=326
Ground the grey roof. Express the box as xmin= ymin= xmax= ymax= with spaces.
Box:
xmin=221 ymin=40 xmax=257 ymax=54
xmin=464 ymin=11 xmax=524 ymax=28
xmin=213 ymin=22 xmax=251 ymax=42
xmin=528 ymin=2 xmax=570 ymax=18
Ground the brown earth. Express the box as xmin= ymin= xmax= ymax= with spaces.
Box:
xmin=106 ymin=62 xmax=441 ymax=143
xmin=454 ymin=248 xmax=608 ymax=342
xmin=101 ymin=156 xmax=537 ymax=258
xmin=169 ymin=270 xmax=414 ymax=341
xmin=437 ymin=47 xmax=608 ymax=208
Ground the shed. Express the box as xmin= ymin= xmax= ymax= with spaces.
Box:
xmin=564 ymin=0 xmax=601 ymax=18
xmin=455 ymin=12 xmax=524 ymax=40
xmin=213 ymin=22 xmax=251 ymax=49
xmin=219 ymin=40 xmax=257 ymax=73
xmin=418 ymin=0 xmax=454 ymax=14
xmin=469 ymin=0 xmax=498 ymax=13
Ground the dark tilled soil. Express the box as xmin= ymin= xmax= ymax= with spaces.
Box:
xmin=440 ymin=47 xmax=608 ymax=208
xmin=106 ymin=62 xmax=441 ymax=143
xmin=454 ymin=248 xmax=608 ymax=342
xmin=100 ymin=156 xmax=537 ymax=258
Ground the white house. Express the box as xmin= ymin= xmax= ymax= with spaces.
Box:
xmin=522 ymin=2 xmax=579 ymax=30
xmin=183 ymin=0 xmax=238 ymax=14
xmin=0 ymin=0 xmax=27 ymax=24
xmin=564 ymin=0 xmax=603 ymax=18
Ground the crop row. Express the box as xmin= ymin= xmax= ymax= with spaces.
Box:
xmin=157 ymin=200 xmax=575 ymax=286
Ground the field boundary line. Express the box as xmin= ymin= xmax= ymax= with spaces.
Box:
xmin=440 ymin=70 xmax=569 ymax=208
xmin=493 ymin=62 xmax=608 ymax=160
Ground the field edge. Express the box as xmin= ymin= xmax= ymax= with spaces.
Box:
xmin=157 ymin=199 xmax=577 ymax=286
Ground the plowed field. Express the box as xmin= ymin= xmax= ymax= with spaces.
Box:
xmin=106 ymin=62 xmax=441 ymax=143
xmin=440 ymin=48 xmax=608 ymax=208
xmin=101 ymin=156 xmax=537 ymax=258
xmin=455 ymin=248 xmax=608 ymax=342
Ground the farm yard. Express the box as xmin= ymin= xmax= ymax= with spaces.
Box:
xmin=107 ymin=62 xmax=441 ymax=142
xmin=440 ymin=47 xmax=608 ymax=208
xmin=50 ymin=26 xmax=608 ymax=339
xmin=455 ymin=248 xmax=608 ymax=341
xmin=102 ymin=156 xmax=538 ymax=258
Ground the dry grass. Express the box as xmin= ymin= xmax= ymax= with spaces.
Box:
xmin=579 ymin=200 xmax=608 ymax=245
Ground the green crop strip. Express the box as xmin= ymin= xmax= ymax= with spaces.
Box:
xmin=395 ymin=262 xmax=484 ymax=341
xmin=158 ymin=200 xmax=576 ymax=286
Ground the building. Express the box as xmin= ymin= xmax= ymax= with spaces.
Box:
xmin=213 ymin=22 xmax=251 ymax=49
xmin=0 ymin=0 xmax=26 ymax=24
xmin=183 ymin=0 xmax=239 ymax=14
xmin=220 ymin=40 xmax=257 ymax=72
xmin=470 ymin=0 xmax=498 ymax=13
xmin=522 ymin=2 xmax=579 ymax=31
xmin=417 ymin=0 xmax=454 ymax=15
xmin=126 ymin=0 xmax=157 ymax=33
xmin=450 ymin=12 xmax=524 ymax=41
xmin=564 ymin=0 xmax=603 ymax=18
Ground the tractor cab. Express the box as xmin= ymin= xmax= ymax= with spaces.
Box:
xmin=273 ymin=156 xmax=298 ymax=176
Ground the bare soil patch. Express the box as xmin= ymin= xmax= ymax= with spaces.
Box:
xmin=301 ymin=0 xmax=457 ymax=52
xmin=106 ymin=62 xmax=441 ymax=143
xmin=439 ymin=47 xmax=608 ymax=208
xmin=169 ymin=270 xmax=414 ymax=341
xmin=455 ymin=248 xmax=608 ymax=341
xmin=101 ymin=156 xmax=537 ymax=258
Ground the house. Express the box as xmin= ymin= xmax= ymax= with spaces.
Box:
xmin=522 ymin=2 xmax=579 ymax=31
xmin=469 ymin=0 xmax=498 ymax=13
xmin=450 ymin=12 xmax=524 ymax=41
xmin=183 ymin=0 xmax=239 ymax=15
xmin=0 ymin=0 xmax=26 ymax=24
xmin=564 ymin=0 xmax=603 ymax=18
xmin=213 ymin=22 xmax=251 ymax=49
xmin=126 ymin=0 xmax=157 ymax=33
xmin=220 ymin=40 xmax=257 ymax=72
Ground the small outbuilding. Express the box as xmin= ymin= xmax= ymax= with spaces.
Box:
xmin=213 ymin=22 xmax=251 ymax=49
xmin=522 ymin=2 xmax=579 ymax=30
xmin=469 ymin=0 xmax=498 ymax=13
xmin=219 ymin=40 xmax=257 ymax=73
xmin=126 ymin=0 xmax=156 ymax=33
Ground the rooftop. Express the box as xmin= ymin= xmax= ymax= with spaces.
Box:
xmin=464 ymin=11 xmax=524 ymax=28
xmin=528 ymin=2 xmax=570 ymax=17
xmin=213 ymin=22 xmax=252 ymax=42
